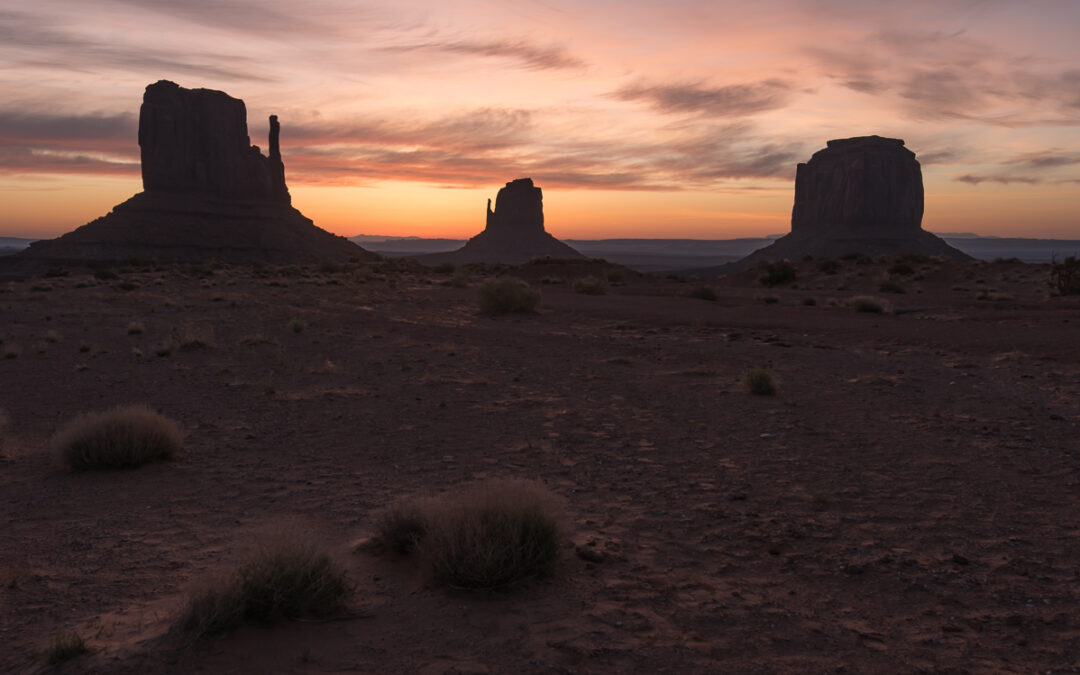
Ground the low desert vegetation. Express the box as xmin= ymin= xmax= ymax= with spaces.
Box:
xmin=374 ymin=479 xmax=563 ymax=591
xmin=888 ymin=261 xmax=915 ymax=276
xmin=571 ymin=275 xmax=607 ymax=295
xmin=0 ymin=409 xmax=9 ymax=457
xmin=44 ymin=632 xmax=89 ymax=665
xmin=178 ymin=535 xmax=352 ymax=640
xmin=742 ymin=367 xmax=778 ymax=395
xmin=1051 ymin=256 xmax=1080 ymax=296
xmin=817 ymin=259 xmax=842 ymax=275
xmin=477 ymin=279 xmax=541 ymax=315
xmin=288 ymin=318 xmax=307 ymax=333
xmin=687 ymin=285 xmax=718 ymax=301
xmin=759 ymin=260 xmax=797 ymax=287
xmin=433 ymin=262 xmax=456 ymax=274
xmin=878 ymin=275 xmax=906 ymax=294
xmin=53 ymin=404 xmax=182 ymax=470
xmin=127 ymin=320 xmax=145 ymax=335
xmin=850 ymin=296 xmax=888 ymax=314
xmin=3 ymin=343 xmax=20 ymax=359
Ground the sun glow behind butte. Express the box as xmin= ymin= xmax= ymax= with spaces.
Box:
xmin=1 ymin=0 xmax=1079 ymax=240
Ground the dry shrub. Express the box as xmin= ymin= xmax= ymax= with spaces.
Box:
xmin=372 ymin=502 xmax=431 ymax=555
xmin=571 ymin=276 xmax=607 ymax=295
xmin=759 ymin=260 xmax=797 ymax=287
xmin=379 ymin=479 xmax=563 ymax=591
xmin=477 ymin=279 xmax=541 ymax=315
xmin=424 ymin=479 xmax=562 ymax=591
xmin=1051 ymin=256 xmax=1080 ymax=295
xmin=687 ymin=286 xmax=718 ymax=301
xmin=743 ymin=367 xmax=777 ymax=395
xmin=53 ymin=405 xmax=182 ymax=470
xmin=44 ymin=632 xmax=88 ymax=665
xmin=178 ymin=534 xmax=352 ymax=640
xmin=850 ymin=296 xmax=888 ymax=314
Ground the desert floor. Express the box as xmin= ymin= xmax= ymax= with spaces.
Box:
xmin=1 ymin=255 xmax=1079 ymax=673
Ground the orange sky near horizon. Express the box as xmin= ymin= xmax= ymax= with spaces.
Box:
xmin=1 ymin=0 xmax=1078 ymax=241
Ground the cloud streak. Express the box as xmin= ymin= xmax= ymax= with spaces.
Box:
xmin=615 ymin=80 xmax=794 ymax=117
xmin=382 ymin=39 xmax=585 ymax=71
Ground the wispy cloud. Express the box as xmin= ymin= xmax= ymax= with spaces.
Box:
xmin=955 ymin=174 xmax=1040 ymax=185
xmin=382 ymin=39 xmax=585 ymax=71
xmin=614 ymin=80 xmax=793 ymax=117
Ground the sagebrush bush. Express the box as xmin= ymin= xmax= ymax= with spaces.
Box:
xmin=878 ymin=275 xmax=906 ymax=294
xmin=0 ymin=409 xmax=8 ymax=454
xmin=759 ymin=260 xmax=797 ymax=287
xmin=571 ymin=276 xmax=607 ymax=295
xmin=477 ymin=279 xmax=541 ymax=315
xmin=742 ymin=367 xmax=777 ymax=395
xmin=179 ymin=536 xmax=352 ymax=640
xmin=53 ymin=405 xmax=182 ymax=470
xmin=817 ymin=259 xmax=842 ymax=275
xmin=423 ymin=479 xmax=562 ymax=591
xmin=1051 ymin=256 xmax=1080 ymax=296
xmin=44 ymin=632 xmax=88 ymax=665
xmin=850 ymin=296 xmax=888 ymax=314
xmin=372 ymin=502 xmax=430 ymax=555
xmin=687 ymin=286 xmax=718 ymax=301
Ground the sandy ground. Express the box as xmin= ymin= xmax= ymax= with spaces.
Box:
xmin=1 ymin=256 xmax=1079 ymax=673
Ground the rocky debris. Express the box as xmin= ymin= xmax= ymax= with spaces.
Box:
xmin=20 ymin=81 xmax=370 ymax=265
xmin=725 ymin=136 xmax=970 ymax=270
xmin=420 ymin=178 xmax=583 ymax=265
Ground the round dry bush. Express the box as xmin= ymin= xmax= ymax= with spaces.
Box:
xmin=372 ymin=502 xmax=431 ymax=555
xmin=571 ymin=275 xmax=607 ymax=295
xmin=476 ymin=279 xmax=541 ymax=315
xmin=179 ymin=537 xmax=352 ymax=640
xmin=742 ymin=367 xmax=777 ymax=396
xmin=850 ymin=295 xmax=889 ymax=314
xmin=53 ymin=405 xmax=182 ymax=470
xmin=422 ymin=478 xmax=562 ymax=591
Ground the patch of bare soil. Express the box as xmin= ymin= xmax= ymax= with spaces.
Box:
xmin=1 ymin=256 xmax=1078 ymax=673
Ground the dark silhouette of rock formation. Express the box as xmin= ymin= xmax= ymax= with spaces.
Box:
xmin=420 ymin=178 xmax=583 ymax=265
xmin=728 ymin=136 xmax=971 ymax=270
xmin=20 ymin=80 xmax=370 ymax=265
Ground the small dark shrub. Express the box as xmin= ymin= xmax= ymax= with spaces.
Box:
xmin=422 ymin=479 xmax=562 ymax=591
xmin=878 ymin=276 xmax=906 ymax=294
xmin=433 ymin=262 xmax=456 ymax=274
xmin=817 ymin=259 xmax=841 ymax=275
xmin=802 ymin=297 xmax=817 ymax=306
xmin=742 ymin=368 xmax=777 ymax=395
xmin=93 ymin=269 xmax=118 ymax=281
xmin=850 ymin=296 xmax=887 ymax=314
xmin=53 ymin=405 xmax=182 ymax=470
xmin=687 ymin=286 xmax=718 ymax=301
xmin=179 ymin=537 xmax=352 ymax=640
xmin=888 ymin=262 xmax=915 ymax=276
xmin=372 ymin=503 xmax=430 ymax=555
xmin=759 ymin=260 xmax=797 ymax=287
xmin=571 ymin=276 xmax=607 ymax=295
xmin=1051 ymin=256 xmax=1080 ymax=295
xmin=477 ymin=279 xmax=541 ymax=315
xmin=44 ymin=632 xmax=88 ymax=665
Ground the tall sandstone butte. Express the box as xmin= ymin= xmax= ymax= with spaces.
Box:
xmin=424 ymin=178 xmax=583 ymax=265
xmin=730 ymin=135 xmax=970 ymax=269
xmin=20 ymin=80 xmax=369 ymax=265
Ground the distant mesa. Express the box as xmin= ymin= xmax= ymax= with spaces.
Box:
xmin=420 ymin=178 xmax=584 ymax=265
xmin=20 ymin=80 xmax=371 ymax=265
xmin=729 ymin=135 xmax=971 ymax=269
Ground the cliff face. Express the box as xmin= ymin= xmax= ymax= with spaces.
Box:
xmin=791 ymin=136 xmax=922 ymax=236
xmin=724 ymin=136 xmax=970 ymax=270
xmin=138 ymin=80 xmax=290 ymax=204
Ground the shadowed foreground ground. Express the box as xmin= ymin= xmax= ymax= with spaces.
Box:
xmin=1 ymin=256 xmax=1078 ymax=673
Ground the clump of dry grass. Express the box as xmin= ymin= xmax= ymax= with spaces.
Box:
xmin=687 ymin=286 xmax=718 ymax=301
xmin=0 ymin=409 xmax=9 ymax=458
xmin=52 ymin=405 xmax=182 ymax=470
xmin=742 ymin=367 xmax=777 ymax=395
xmin=477 ymin=279 xmax=541 ymax=315
xmin=44 ymin=632 xmax=88 ymax=665
xmin=375 ymin=479 xmax=563 ymax=591
xmin=1050 ymin=256 xmax=1080 ymax=296
xmin=178 ymin=535 xmax=352 ymax=640
xmin=571 ymin=276 xmax=607 ymax=295
xmin=127 ymin=320 xmax=145 ymax=335
xmin=850 ymin=296 xmax=889 ymax=314
xmin=372 ymin=502 xmax=431 ymax=555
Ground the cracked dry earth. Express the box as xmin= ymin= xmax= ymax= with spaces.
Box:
xmin=1 ymin=257 xmax=1079 ymax=673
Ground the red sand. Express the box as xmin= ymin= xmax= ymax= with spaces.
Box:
xmin=1 ymin=257 xmax=1078 ymax=673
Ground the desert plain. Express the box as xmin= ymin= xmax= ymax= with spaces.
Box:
xmin=1 ymin=255 xmax=1079 ymax=673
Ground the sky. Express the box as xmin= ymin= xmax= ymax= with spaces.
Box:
xmin=1 ymin=0 xmax=1079 ymax=240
